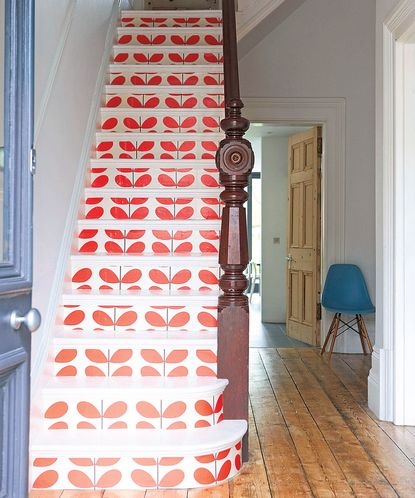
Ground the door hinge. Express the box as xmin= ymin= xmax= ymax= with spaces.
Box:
xmin=30 ymin=147 xmax=36 ymax=175
xmin=317 ymin=137 xmax=323 ymax=156
xmin=316 ymin=302 xmax=322 ymax=321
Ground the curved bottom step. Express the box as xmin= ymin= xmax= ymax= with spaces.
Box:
xmin=31 ymin=420 xmax=247 ymax=490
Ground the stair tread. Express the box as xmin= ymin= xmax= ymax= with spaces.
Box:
xmin=53 ymin=329 xmax=217 ymax=346
xmin=84 ymin=187 xmax=222 ymax=196
xmin=121 ymin=9 xmax=222 ymax=15
xmin=113 ymin=45 xmax=222 ymax=52
xmin=62 ymin=288 xmax=219 ymax=303
xmin=100 ymin=108 xmax=223 ymax=115
xmin=90 ymin=158 xmax=217 ymax=168
xmin=117 ymin=27 xmax=222 ymax=34
xmin=42 ymin=376 xmax=227 ymax=395
xmin=31 ymin=420 xmax=246 ymax=456
xmin=95 ymin=132 xmax=223 ymax=139
xmin=105 ymin=85 xmax=223 ymax=93
xmin=71 ymin=252 xmax=218 ymax=262
xmin=77 ymin=219 xmax=221 ymax=228
xmin=109 ymin=64 xmax=223 ymax=72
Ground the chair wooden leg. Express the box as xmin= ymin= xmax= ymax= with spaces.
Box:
xmin=328 ymin=313 xmax=341 ymax=360
xmin=357 ymin=314 xmax=368 ymax=355
xmin=360 ymin=315 xmax=373 ymax=353
xmin=321 ymin=313 xmax=338 ymax=355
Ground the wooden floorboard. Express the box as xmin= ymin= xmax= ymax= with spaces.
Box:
xmin=249 ymin=350 xmax=313 ymax=497
xmin=297 ymin=348 xmax=415 ymax=497
xmin=258 ymin=349 xmax=354 ymax=497
xmin=30 ymin=348 xmax=415 ymax=498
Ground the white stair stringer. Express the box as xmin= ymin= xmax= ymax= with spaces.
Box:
xmin=30 ymin=8 xmax=248 ymax=492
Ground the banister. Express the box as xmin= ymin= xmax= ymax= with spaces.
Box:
xmin=222 ymin=0 xmax=240 ymax=108
xmin=216 ymin=0 xmax=254 ymax=463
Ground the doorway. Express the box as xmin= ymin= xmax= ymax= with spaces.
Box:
xmin=246 ymin=123 xmax=321 ymax=348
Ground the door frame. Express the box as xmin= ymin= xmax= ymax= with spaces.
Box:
xmin=369 ymin=0 xmax=415 ymax=424
xmin=244 ymin=97 xmax=346 ymax=348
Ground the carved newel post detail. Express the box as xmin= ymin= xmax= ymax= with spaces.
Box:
xmin=216 ymin=96 xmax=254 ymax=462
xmin=217 ymin=99 xmax=254 ymax=308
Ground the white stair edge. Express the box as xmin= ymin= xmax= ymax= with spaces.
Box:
xmin=84 ymin=187 xmax=222 ymax=197
xmin=89 ymin=158 xmax=217 ymax=168
xmin=95 ymin=132 xmax=223 ymax=140
xmin=78 ymin=219 xmax=220 ymax=229
xmin=41 ymin=377 xmax=227 ymax=397
xmin=31 ymin=420 xmax=246 ymax=457
xmin=105 ymin=85 xmax=223 ymax=94
xmin=53 ymin=330 xmax=217 ymax=347
xmin=113 ymin=45 xmax=222 ymax=53
xmin=109 ymin=64 xmax=223 ymax=72
xmin=100 ymin=108 xmax=223 ymax=116
xmin=61 ymin=288 xmax=219 ymax=304
xmin=121 ymin=10 xmax=222 ymax=16
xmin=71 ymin=253 xmax=218 ymax=264
xmin=117 ymin=27 xmax=222 ymax=34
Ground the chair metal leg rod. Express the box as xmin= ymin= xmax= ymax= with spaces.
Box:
xmin=357 ymin=314 xmax=368 ymax=355
xmin=359 ymin=314 xmax=373 ymax=353
xmin=321 ymin=313 xmax=338 ymax=355
xmin=328 ymin=313 xmax=341 ymax=359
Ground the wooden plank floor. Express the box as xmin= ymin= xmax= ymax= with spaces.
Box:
xmin=30 ymin=349 xmax=415 ymax=498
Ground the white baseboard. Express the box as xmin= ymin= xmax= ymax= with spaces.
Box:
xmin=368 ymin=346 xmax=392 ymax=421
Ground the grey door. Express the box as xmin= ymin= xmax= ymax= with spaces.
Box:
xmin=0 ymin=0 xmax=39 ymax=496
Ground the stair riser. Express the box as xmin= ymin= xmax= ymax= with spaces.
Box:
xmin=104 ymin=93 xmax=224 ymax=110
xmin=100 ymin=112 xmax=222 ymax=133
xmin=121 ymin=16 xmax=222 ymax=29
xmin=108 ymin=72 xmax=223 ymax=86
xmin=95 ymin=138 xmax=219 ymax=160
xmin=77 ymin=228 xmax=220 ymax=255
xmin=71 ymin=264 xmax=219 ymax=292
xmin=52 ymin=346 xmax=217 ymax=378
xmin=31 ymin=441 xmax=242 ymax=490
xmin=83 ymin=196 xmax=222 ymax=222
xmin=61 ymin=304 xmax=217 ymax=332
xmin=117 ymin=33 xmax=222 ymax=47
xmin=89 ymin=167 xmax=220 ymax=189
xmin=42 ymin=393 xmax=223 ymax=431
xmin=113 ymin=51 xmax=223 ymax=66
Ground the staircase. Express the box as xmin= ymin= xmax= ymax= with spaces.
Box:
xmin=30 ymin=8 xmax=249 ymax=492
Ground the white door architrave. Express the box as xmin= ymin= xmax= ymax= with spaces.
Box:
xmin=243 ymin=97 xmax=346 ymax=349
xmin=369 ymin=0 xmax=415 ymax=424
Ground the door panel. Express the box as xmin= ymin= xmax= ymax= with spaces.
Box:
xmin=0 ymin=1 xmax=36 ymax=496
xmin=286 ymin=127 xmax=321 ymax=345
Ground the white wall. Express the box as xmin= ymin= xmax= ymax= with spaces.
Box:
xmin=261 ymin=136 xmax=288 ymax=323
xmin=32 ymin=0 xmax=116 ymax=368
xmin=240 ymin=0 xmax=377 ymax=351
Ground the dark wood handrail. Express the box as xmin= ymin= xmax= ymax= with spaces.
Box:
xmin=222 ymin=0 xmax=240 ymax=108
xmin=216 ymin=0 xmax=254 ymax=463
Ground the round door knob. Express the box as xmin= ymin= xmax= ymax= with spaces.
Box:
xmin=10 ymin=308 xmax=41 ymax=333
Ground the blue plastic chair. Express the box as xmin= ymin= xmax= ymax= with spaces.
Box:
xmin=321 ymin=264 xmax=375 ymax=358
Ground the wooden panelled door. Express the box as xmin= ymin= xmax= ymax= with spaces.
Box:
xmin=286 ymin=127 xmax=322 ymax=345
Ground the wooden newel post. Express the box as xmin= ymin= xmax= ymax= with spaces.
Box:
xmin=216 ymin=96 xmax=254 ymax=462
